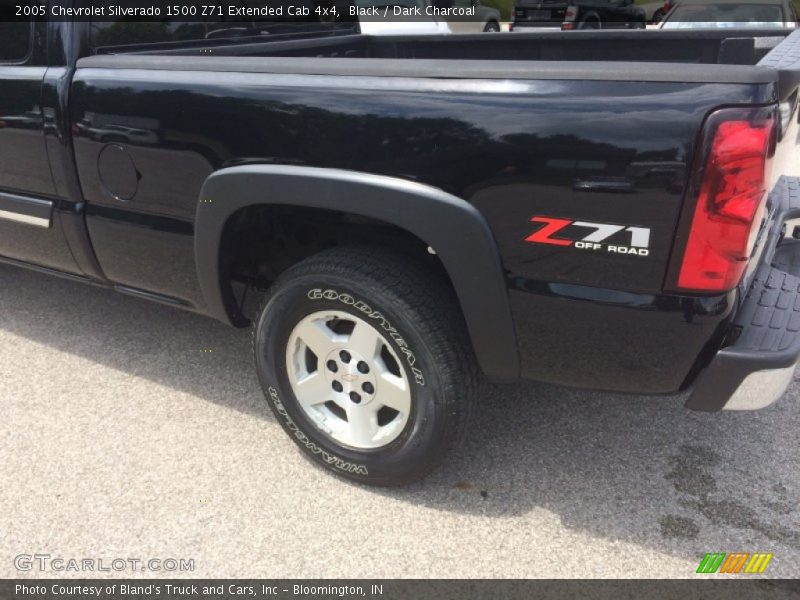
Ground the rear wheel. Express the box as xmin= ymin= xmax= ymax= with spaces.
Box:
xmin=579 ymin=12 xmax=601 ymax=29
xmin=483 ymin=21 xmax=501 ymax=32
xmin=253 ymin=246 xmax=478 ymax=486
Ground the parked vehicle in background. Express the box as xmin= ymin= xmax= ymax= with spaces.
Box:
xmin=355 ymin=0 xmax=500 ymax=34
xmin=355 ymin=0 xmax=452 ymax=34
xmin=660 ymin=0 xmax=798 ymax=29
xmin=641 ymin=0 xmax=671 ymax=22
xmin=512 ymin=0 xmax=645 ymax=30
xmin=653 ymin=0 xmax=674 ymax=21
xmin=446 ymin=0 xmax=503 ymax=32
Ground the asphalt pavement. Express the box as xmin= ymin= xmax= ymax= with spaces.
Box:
xmin=1 ymin=262 xmax=798 ymax=578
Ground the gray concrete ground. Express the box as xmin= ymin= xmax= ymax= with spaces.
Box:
xmin=1 ymin=262 xmax=798 ymax=578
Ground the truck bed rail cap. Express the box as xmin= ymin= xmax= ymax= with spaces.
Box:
xmin=76 ymin=55 xmax=776 ymax=86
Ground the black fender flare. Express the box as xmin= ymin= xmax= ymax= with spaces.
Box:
xmin=195 ymin=165 xmax=519 ymax=381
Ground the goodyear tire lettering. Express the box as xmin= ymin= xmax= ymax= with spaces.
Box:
xmin=307 ymin=288 xmax=426 ymax=385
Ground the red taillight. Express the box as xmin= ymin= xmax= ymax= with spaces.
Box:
xmin=675 ymin=108 xmax=775 ymax=292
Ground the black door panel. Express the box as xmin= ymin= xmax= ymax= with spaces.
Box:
xmin=0 ymin=22 xmax=81 ymax=274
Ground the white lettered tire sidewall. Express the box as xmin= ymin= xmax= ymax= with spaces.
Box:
xmin=254 ymin=271 xmax=453 ymax=485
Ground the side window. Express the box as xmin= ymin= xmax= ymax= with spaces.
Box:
xmin=0 ymin=21 xmax=32 ymax=63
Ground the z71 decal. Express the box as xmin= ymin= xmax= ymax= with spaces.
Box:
xmin=525 ymin=216 xmax=651 ymax=257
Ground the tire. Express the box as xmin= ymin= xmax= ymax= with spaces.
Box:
xmin=578 ymin=13 xmax=601 ymax=29
xmin=652 ymin=8 xmax=665 ymax=22
xmin=253 ymin=245 xmax=479 ymax=486
xmin=483 ymin=21 xmax=501 ymax=32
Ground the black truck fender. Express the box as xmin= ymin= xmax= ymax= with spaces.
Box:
xmin=194 ymin=164 xmax=520 ymax=381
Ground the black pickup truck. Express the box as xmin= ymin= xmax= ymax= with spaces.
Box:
xmin=3 ymin=7 xmax=800 ymax=485
xmin=511 ymin=0 xmax=645 ymax=30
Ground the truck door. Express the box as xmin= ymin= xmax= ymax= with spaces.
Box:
xmin=0 ymin=17 xmax=81 ymax=274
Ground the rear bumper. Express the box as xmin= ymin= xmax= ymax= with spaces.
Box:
xmin=687 ymin=177 xmax=800 ymax=411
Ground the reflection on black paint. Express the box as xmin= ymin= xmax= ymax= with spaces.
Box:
xmin=69 ymin=72 xmax=764 ymax=390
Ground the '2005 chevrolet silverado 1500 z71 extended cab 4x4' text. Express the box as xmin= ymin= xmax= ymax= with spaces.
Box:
xmin=2 ymin=5 xmax=800 ymax=484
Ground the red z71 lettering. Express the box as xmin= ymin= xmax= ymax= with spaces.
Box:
xmin=524 ymin=216 xmax=573 ymax=246
xmin=525 ymin=215 xmax=651 ymax=257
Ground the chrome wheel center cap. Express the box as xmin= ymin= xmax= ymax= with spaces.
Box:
xmin=324 ymin=348 xmax=377 ymax=406
xmin=285 ymin=310 xmax=412 ymax=450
